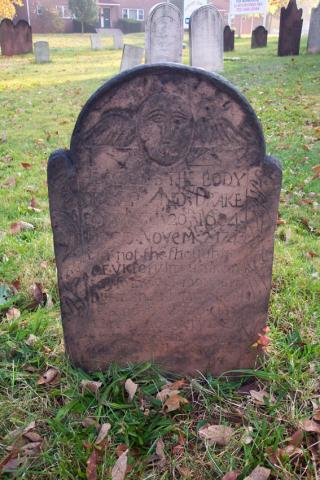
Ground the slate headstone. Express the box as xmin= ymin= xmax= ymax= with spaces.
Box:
xmin=0 ymin=18 xmax=32 ymax=56
xmin=189 ymin=5 xmax=224 ymax=72
xmin=278 ymin=0 xmax=303 ymax=56
xmin=120 ymin=44 xmax=144 ymax=72
xmin=48 ymin=64 xmax=282 ymax=376
xmin=145 ymin=3 xmax=183 ymax=63
xmin=307 ymin=2 xmax=320 ymax=54
xmin=91 ymin=34 xmax=102 ymax=50
xmin=224 ymin=25 xmax=235 ymax=52
xmin=34 ymin=41 xmax=50 ymax=63
xmin=251 ymin=26 xmax=268 ymax=48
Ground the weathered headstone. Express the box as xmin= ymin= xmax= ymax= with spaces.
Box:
xmin=34 ymin=41 xmax=50 ymax=63
xmin=0 ymin=18 xmax=32 ymax=56
xmin=278 ymin=0 xmax=303 ymax=56
xmin=251 ymin=26 xmax=268 ymax=48
xmin=307 ymin=2 xmax=320 ymax=54
xmin=113 ymin=30 xmax=124 ymax=50
xmin=120 ymin=44 xmax=144 ymax=72
xmin=224 ymin=25 xmax=235 ymax=52
xmin=91 ymin=34 xmax=102 ymax=50
xmin=189 ymin=5 xmax=224 ymax=72
xmin=48 ymin=65 xmax=282 ymax=376
xmin=145 ymin=3 xmax=183 ymax=63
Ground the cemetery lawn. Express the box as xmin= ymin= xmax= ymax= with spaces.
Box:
xmin=0 ymin=33 xmax=319 ymax=479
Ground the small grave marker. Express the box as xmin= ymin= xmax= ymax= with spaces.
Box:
xmin=90 ymin=34 xmax=102 ymax=50
xmin=307 ymin=2 xmax=320 ymax=54
xmin=120 ymin=45 xmax=144 ymax=72
xmin=189 ymin=5 xmax=223 ymax=72
xmin=251 ymin=26 xmax=268 ymax=48
xmin=278 ymin=0 xmax=303 ymax=56
xmin=145 ymin=3 xmax=183 ymax=63
xmin=224 ymin=25 xmax=235 ymax=52
xmin=48 ymin=64 xmax=282 ymax=376
xmin=34 ymin=41 xmax=50 ymax=63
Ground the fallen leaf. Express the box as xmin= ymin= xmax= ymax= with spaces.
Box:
xmin=111 ymin=449 xmax=128 ymax=480
xmin=166 ymin=379 xmax=188 ymax=390
xmin=10 ymin=221 xmax=34 ymax=234
xmin=80 ymin=380 xmax=102 ymax=398
xmin=25 ymin=334 xmax=39 ymax=346
xmin=21 ymin=162 xmax=32 ymax=169
xmin=116 ymin=444 xmax=129 ymax=457
xmin=82 ymin=417 xmax=100 ymax=429
xmin=37 ymin=367 xmax=60 ymax=385
xmin=11 ymin=280 xmax=20 ymax=294
xmin=289 ymin=430 xmax=304 ymax=447
xmin=35 ymin=139 xmax=44 ymax=145
xmin=21 ymin=441 xmax=42 ymax=456
xmin=301 ymin=419 xmax=320 ymax=433
xmin=312 ymin=165 xmax=320 ymax=175
xmin=156 ymin=388 xmax=179 ymax=402
xmin=155 ymin=438 xmax=166 ymax=468
xmin=31 ymin=283 xmax=45 ymax=306
xmin=124 ymin=378 xmax=138 ymax=401
xmin=163 ymin=393 xmax=188 ymax=413
xmin=95 ymin=423 xmax=111 ymax=445
xmin=277 ymin=217 xmax=286 ymax=225
xmin=23 ymin=431 xmax=42 ymax=443
xmin=222 ymin=472 xmax=240 ymax=480
xmin=86 ymin=448 xmax=98 ymax=480
xmin=199 ymin=424 xmax=234 ymax=446
xmin=28 ymin=197 xmax=41 ymax=212
xmin=307 ymin=251 xmax=318 ymax=258
xmin=250 ymin=390 xmax=276 ymax=406
xmin=6 ymin=307 xmax=21 ymax=321
xmin=256 ymin=334 xmax=270 ymax=347
xmin=244 ymin=466 xmax=271 ymax=480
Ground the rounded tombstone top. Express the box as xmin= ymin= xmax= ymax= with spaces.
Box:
xmin=71 ymin=64 xmax=265 ymax=170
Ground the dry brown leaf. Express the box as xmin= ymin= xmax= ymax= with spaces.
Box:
xmin=289 ymin=430 xmax=304 ymax=447
xmin=80 ymin=380 xmax=102 ymax=398
xmin=95 ymin=423 xmax=111 ymax=445
xmin=124 ymin=378 xmax=138 ymax=401
xmin=23 ymin=431 xmax=42 ymax=443
xmin=199 ymin=424 xmax=234 ymax=446
xmin=111 ymin=449 xmax=128 ymax=480
xmin=21 ymin=441 xmax=42 ymax=457
xmin=21 ymin=162 xmax=32 ymax=169
xmin=37 ymin=367 xmax=60 ymax=385
xmin=301 ymin=419 xmax=320 ymax=433
xmin=155 ymin=438 xmax=166 ymax=468
xmin=156 ymin=388 xmax=179 ymax=402
xmin=250 ymin=390 xmax=276 ymax=405
xmin=244 ymin=466 xmax=271 ymax=480
xmin=222 ymin=471 xmax=240 ymax=480
xmin=10 ymin=221 xmax=34 ymax=234
xmin=307 ymin=251 xmax=319 ymax=258
xmin=25 ymin=334 xmax=39 ymax=346
xmin=6 ymin=307 xmax=21 ymax=321
xmin=163 ymin=393 xmax=188 ymax=413
xmin=312 ymin=165 xmax=320 ymax=175
xmin=82 ymin=417 xmax=100 ymax=430
xmin=86 ymin=448 xmax=98 ymax=480
xmin=166 ymin=379 xmax=188 ymax=390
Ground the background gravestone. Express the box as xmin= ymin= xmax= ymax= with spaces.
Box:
xmin=278 ymin=0 xmax=303 ymax=56
xmin=307 ymin=2 xmax=320 ymax=54
xmin=145 ymin=3 xmax=183 ymax=63
xmin=34 ymin=41 xmax=50 ymax=63
xmin=0 ymin=19 xmax=32 ymax=56
xmin=113 ymin=30 xmax=124 ymax=50
xmin=48 ymin=64 xmax=282 ymax=376
xmin=91 ymin=34 xmax=102 ymax=50
xmin=189 ymin=5 xmax=224 ymax=72
xmin=120 ymin=44 xmax=144 ymax=72
xmin=224 ymin=25 xmax=235 ymax=52
xmin=251 ymin=26 xmax=268 ymax=48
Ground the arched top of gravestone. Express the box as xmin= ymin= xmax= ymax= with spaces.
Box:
xmin=281 ymin=0 xmax=303 ymax=20
xmin=68 ymin=63 xmax=265 ymax=167
xmin=190 ymin=4 xmax=222 ymax=21
xmin=253 ymin=25 xmax=268 ymax=34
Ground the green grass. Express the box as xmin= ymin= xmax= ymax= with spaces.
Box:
xmin=0 ymin=34 xmax=319 ymax=479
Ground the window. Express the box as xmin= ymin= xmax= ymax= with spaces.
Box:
xmin=56 ymin=5 xmax=72 ymax=18
xmin=36 ymin=5 xmax=44 ymax=15
xmin=122 ymin=8 xmax=144 ymax=21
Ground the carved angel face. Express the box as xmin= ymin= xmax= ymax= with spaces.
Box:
xmin=138 ymin=93 xmax=194 ymax=166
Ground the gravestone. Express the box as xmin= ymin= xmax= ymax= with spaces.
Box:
xmin=34 ymin=41 xmax=50 ymax=63
xmin=224 ymin=25 xmax=235 ymax=52
xmin=189 ymin=5 xmax=224 ymax=72
xmin=91 ymin=34 xmax=102 ymax=50
xmin=48 ymin=64 xmax=282 ymax=376
xmin=113 ymin=30 xmax=124 ymax=50
xmin=120 ymin=44 xmax=144 ymax=72
xmin=307 ymin=2 xmax=320 ymax=54
xmin=145 ymin=3 xmax=183 ymax=63
xmin=251 ymin=26 xmax=268 ymax=48
xmin=0 ymin=18 xmax=32 ymax=56
xmin=278 ymin=0 xmax=303 ymax=56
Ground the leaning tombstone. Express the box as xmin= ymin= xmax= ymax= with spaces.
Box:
xmin=120 ymin=44 xmax=144 ymax=72
xmin=34 ymin=41 xmax=50 ymax=63
xmin=48 ymin=64 xmax=282 ymax=376
xmin=145 ymin=3 xmax=183 ymax=63
xmin=90 ymin=34 xmax=102 ymax=50
xmin=223 ymin=25 xmax=235 ymax=52
xmin=189 ymin=5 xmax=224 ymax=72
xmin=251 ymin=25 xmax=268 ymax=48
xmin=278 ymin=0 xmax=303 ymax=56
xmin=113 ymin=30 xmax=124 ymax=50
xmin=307 ymin=2 xmax=320 ymax=54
